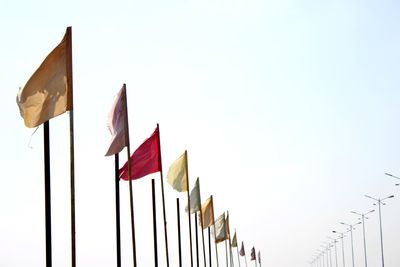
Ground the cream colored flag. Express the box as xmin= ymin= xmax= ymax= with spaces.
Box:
xmin=185 ymin=177 xmax=201 ymax=214
xmin=17 ymin=27 xmax=72 ymax=128
xmin=167 ymin=151 xmax=188 ymax=192
xmin=214 ymin=212 xmax=227 ymax=243
xmin=201 ymin=196 xmax=214 ymax=229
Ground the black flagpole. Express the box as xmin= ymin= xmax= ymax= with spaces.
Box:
xmin=115 ymin=154 xmax=121 ymax=267
xmin=177 ymin=198 xmax=182 ymax=267
xmin=208 ymin=227 xmax=212 ymax=267
xmin=195 ymin=213 xmax=199 ymax=267
xmin=152 ymin=179 xmax=158 ymax=267
xmin=44 ymin=121 xmax=52 ymax=267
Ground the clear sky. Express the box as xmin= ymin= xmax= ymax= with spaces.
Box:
xmin=1 ymin=0 xmax=400 ymax=266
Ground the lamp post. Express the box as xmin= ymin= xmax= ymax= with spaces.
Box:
xmin=384 ymin=173 xmax=400 ymax=186
xmin=364 ymin=194 xmax=394 ymax=267
xmin=340 ymin=221 xmax=361 ymax=267
xmin=350 ymin=209 xmax=374 ymax=267
xmin=328 ymin=237 xmax=338 ymax=267
xmin=332 ymin=231 xmax=346 ymax=267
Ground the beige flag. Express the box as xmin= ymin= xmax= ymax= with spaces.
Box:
xmin=17 ymin=27 xmax=72 ymax=128
xmin=167 ymin=151 xmax=188 ymax=192
xmin=201 ymin=196 xmax=214 ymax=229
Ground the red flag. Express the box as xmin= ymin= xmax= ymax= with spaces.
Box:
xmin=119 ymin=126 xmax=161 ymax=180
xmin=239 ymin=241 xmax=245 ymax=256
xmin=250 ymin=246 xmax=256 ymax=261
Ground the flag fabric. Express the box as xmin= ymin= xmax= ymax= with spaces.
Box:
xmin=105 ymin=86 xmax=127 ymax=156
xmin=119 ymin=126 xmax=161 ymax=180
xmin=201 ymin=196 xmax=214 ymax=229
xmin=231 ymin=232 xmax=237 ymax=247
xmin=214 ymin=212 xmax=227 ymax=243
xmin=239 ymin=241 xmax=245 ymax=256
xmin=185 ymin=177 xmax=201 ymax=214
xmin=17 ymin=27 xmax=72 ymax=128
xmin=167 ymin=151 xmax=188 ymax=192
xmin=250 ymin=247 xmax=256 ymax=261
xmin=258 ymin=251 xmax=261 ymax=264
xmin=226 ymin=212 xmax=230 ymax=240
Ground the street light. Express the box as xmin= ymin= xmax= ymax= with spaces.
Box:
xmin=327 ymin=237 xmax=338 ymax=267
xmin=384 ymin=173 xmax=400 ymax=186
xmin=339 ymin=221 xmax=361 ymax=267
xmin=364 ymin=194 xmax=394 ymax=267
xmin=332 ymin=230 xmax=346 ymax=267
xmin=350 ymin=209 xmax=374 ymax=267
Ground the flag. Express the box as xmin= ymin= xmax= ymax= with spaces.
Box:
xmin=17 ymin=27 xmax=72 ymax=128
xmin=258 ymin=251 xmax=261 ymax=264
xmin=185 ymin=177 xmax=201 ymax=213
xmin=214 ymin=212 xmax=227 ymax=243
xmin=119 ymin=126 xmax=161 ymax=180
xmin=226 ymin=212 xmax=230 ymax=240
xmin=239 ymin=241 xmax=245 ymax=256
xmin=250 ymin=247 xmax=256 ymax=261
xmin=105 ymin=86 xmax=127 ymax=156
xmin=201 ymin=196 xmax=214 ymax=229
xmin=231 ymin=232 xmax=237 ymax=247
xmin=167 ymin=151 xmax=188 ymax=192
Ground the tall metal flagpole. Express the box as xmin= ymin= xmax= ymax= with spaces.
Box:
xmin=66 ymin=26 xmax=77 ymax=267
xmin=43 ymin=121 xmax=52 ymax=267
xmin=123 ymin=84 xmax=137 ymax=267
xmin=152 ymin=179 xmax=158 ymax=267
xmin=115 ymin=154 xmax=121 ymax=267
xmin=208 ymin=228 xmax=212 ymax=267
xmin=195 ymin=213 xmax=200 ymax=267
xmin=198 ymin=179 xmax=207 ymax=267
xmin=156 ymin=124 xmax=170 ymax=267
xmin=177 ymin=198 xmax=182 ymax=267
xmin=185 ymin=150 xmax=194 ymax=267
xmin=211 ymin=196 xmax=219 ymax=267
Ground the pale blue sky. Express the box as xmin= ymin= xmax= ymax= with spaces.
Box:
xmin=1 ymin=0 xmax=400 ymax=267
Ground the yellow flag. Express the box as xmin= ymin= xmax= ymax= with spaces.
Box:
xmin=201 ymin=196 xmax=214 ymax=229
xmin=17 ymin=27 xmax=72 ymax=128
xmin=167 ymin=151 xmax=188 ymax=192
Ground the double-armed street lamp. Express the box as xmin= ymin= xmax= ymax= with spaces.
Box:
xmin=339 ymin=221 xmax=361 ymax=267
xmin=332 ymin=230 xmax=347 ymax=267
xmin=350 ymin=209 xmax=374 ymax=267
xmin=327 ymin=237 xmax=338 ymax=267
xmin=364 ymin=194 xmax=394 ymax=267
xmin=384 ymin=173 xmax=400 ymax=186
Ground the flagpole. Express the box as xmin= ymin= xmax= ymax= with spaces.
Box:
xmin=177 ymin=198 xmax=182 ymax=267
xmin=208 ymin=227 xmax=212 ymax=267
xmin=227 ymin=212 xmax=234 ymax=267
xmin=236 ymin=246 xmax=241 ymax=267
xmin=211 ymin=196 xmax=219 ymax=267
xmin=152 ymin=179 xmax=158 ymax=267
xmin=195 ymin=213 xmax=199 ymax=267
xmin=115 ymin=154 xmax=121 ymax=267
xmin=156 ymin=124 xmax=170 ymax=267
xmin=185 ymin=150 xmax=194 ymax=267
xmin=43 ymin=121 xmax=52 ymax=267
xmin=225 ymin=239 xmax=229 ymax=267
xmin=123 ymin=84 xmax=137 ymax=267
xmin=65 ymin=26 xmax=77 ymax=267
xmin=244 ymin=253 xmax=248 ymax=267
xmin=198 ymin=180 xmax=207 ymax=267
